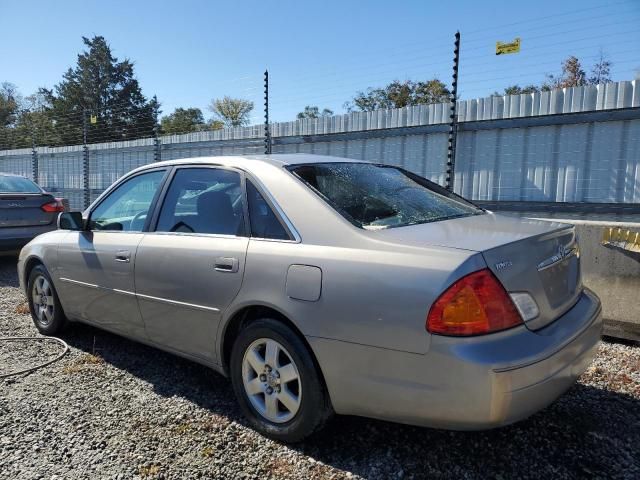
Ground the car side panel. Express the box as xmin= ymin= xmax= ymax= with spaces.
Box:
xmin=221 ymin=239 xmax=485 ymax=355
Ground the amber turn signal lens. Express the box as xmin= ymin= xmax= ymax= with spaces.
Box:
xmin=427 ymin=268 xmax=523 ymax=336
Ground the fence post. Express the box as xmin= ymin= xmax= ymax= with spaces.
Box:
xmin=153 ymin=103 xmax=161 ymax=163
xmin=31 ymin=142 xmax=38 ymax=183
xmin=264 ymin=69 xmax=272 ymax=154
xmin=29 ymin=110 xmax=38 ymax=182
xmin=446 ymin=31 xmax=461 ymax=191
xmin=83 ymin=108 xmax=90 ymax=209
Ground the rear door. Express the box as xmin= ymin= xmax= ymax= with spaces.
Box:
xmin=56 ymin=169 xmax=168 ymax=338
xmin=135 ymin=166 xmax=249 ymax=363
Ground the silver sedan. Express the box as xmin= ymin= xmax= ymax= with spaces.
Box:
xmin=18 ymin=154 xmax=602 ymax=442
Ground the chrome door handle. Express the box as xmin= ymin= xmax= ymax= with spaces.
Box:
xmin=214 ymin=257 xmax=239 ymax=273
xmin=115 ymin=250 xmax=131 ymax=263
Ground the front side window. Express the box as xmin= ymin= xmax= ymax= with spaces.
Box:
xmin=89 ymin=170 xmax=165 ymax=231
xmin=156 ymin=168 xmax=244 ymax=236
xmin=246 ymin=180 xmax=290 ymax=240
xmin=289 ymin=163 xmax=482 ymax=230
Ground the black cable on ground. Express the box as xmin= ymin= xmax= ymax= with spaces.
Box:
xmin=0 ymin=337 xmax=69 ymax=379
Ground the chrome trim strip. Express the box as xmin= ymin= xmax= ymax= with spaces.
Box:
xmin=250 ymin=237 xmax=299 ymax=244
xmin=60 ymin=277 xmax=137 ymax=297
xmin=59 ymin=277 xmax=99 ymax=289
xmin=136 ymin=292 xmax=220 ymax=313
xmin=113 ymin=288 xmax=137 ymax=297
xmin=60 ymin=277 xmax=216 ymax=311
xmin=145 ymin=231 xmax=242 ymax=240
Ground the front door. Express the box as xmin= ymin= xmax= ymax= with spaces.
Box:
xmin=56 ymin=169 xmax=167 ymax=338
xmin=134 ymin=167 xmax=249 ymax=362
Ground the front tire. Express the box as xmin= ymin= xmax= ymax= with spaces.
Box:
xmin=27 ymin=264 xmax=67 ymax=335
xmin=230 ymin=318 xmax=331 ymax=442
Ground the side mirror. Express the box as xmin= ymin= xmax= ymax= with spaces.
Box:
xmin=57 ymin=211 xmax=85 ymax=231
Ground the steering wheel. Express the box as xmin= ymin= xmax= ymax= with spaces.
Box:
xmin=130 ymin=211 xmax=147 ymax=230
xmin=169 ymin=221 xmax=195 ymax=233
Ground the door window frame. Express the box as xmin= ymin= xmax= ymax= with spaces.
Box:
xmin=242 ymin=172 xmax=299 ymax=243
xmin=86 ymin=167 xmax=170 ymax=234
xmin=146 ymin=164 xmax=251 ymax=239
xmin=87 ymin=163 xmax=301 ymax=243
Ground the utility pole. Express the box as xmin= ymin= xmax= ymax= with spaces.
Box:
xmin=82 ymin=108 xmax=90 ymax=209
xmin=446 ymin=31 xmax=461 ymax=192
xmin=264 ymin=70 xmax=272 ymax=154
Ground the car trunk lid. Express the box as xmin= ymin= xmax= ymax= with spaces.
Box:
xmin=369 ymin=213 xmax=581 ymax=330
xmin=0 ymin=193 xmax=57 ymax=228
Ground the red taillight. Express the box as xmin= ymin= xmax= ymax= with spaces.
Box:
xmin=41 ymin=198 xmax=65 ymax=213
xmin=426 ymin=268 xmax=522 ymax=336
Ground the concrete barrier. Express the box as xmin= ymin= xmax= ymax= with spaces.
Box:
xmin=558 ymin=220 xmax=640 ymax=341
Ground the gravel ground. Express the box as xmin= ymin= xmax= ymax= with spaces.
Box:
xmin=1 ymin=256 xmax=639 ymax=480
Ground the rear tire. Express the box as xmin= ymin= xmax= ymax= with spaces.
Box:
xmin=27 ymin=264 xmax=67 ymax=335
xmin=230 ymin=318 xmax=331 ymax=442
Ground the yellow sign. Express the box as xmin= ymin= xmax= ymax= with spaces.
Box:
xmin=90 ymin=115 xmax=97 ymax=124
xmin=496 ymin=38 xmax=521 ymax=55
xmin=602 ymin=227 xmax=640 ymax=253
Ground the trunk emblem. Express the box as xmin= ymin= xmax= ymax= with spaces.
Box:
xmin=7 ymin=203 xmax=22 ymax=207
xmin=495 ymin=260 xmax=513 ymax=270
xmin=537 ymin=244 xmax=574 ymax=271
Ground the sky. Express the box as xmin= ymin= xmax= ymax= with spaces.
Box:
xmin=1 ymin=0 xmax=639 ymax=124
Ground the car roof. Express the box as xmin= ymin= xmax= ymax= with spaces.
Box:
xmin=139 ymin=153 xmax=369 ymax=171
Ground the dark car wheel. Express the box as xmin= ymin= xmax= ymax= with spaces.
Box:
xmin=27 ymin=264 xmax=67 ymax=335
xmin=230 ymin=318 xmax=332 ymax=442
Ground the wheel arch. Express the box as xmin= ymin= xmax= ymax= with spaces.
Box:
xmin=22 ymin=255 xmax=45 ymax=289
xmin=220 ymin=304 xmax=330 ymax=395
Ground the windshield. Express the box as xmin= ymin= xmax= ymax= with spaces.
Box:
xmin=289 ymin=162 xmax=482 ymax=229
xmin=0 ymin=175 xmax=41 ymax=193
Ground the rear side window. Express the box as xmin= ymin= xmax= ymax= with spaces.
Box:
xmin=0 ymin=176 xmax=41 ymax=193
xmin=246 ymin=180 xmax=290 ymax=240
xmin=156 ymin=168 xmax=244 ymax=236
xmin=289 ymin=163 xmax=482 ymax=230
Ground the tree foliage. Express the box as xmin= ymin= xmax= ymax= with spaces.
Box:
xmin=209 ymin=96 xmax=254 ymax=127
xmin=494 ymin=84 xmax=540 ymax=96
xmin=542 ymin=56 xmax=586 ymax=90
xmin=297 ymin=105 xmax=334 ymax=119
xmin=345 ymin=79 xmax=451 ymax=112
xmin=0 ymin=36 xmax=159 ymax=149
xmin=41 ymin=36 xmax=159 ymax=144
xmin=493 ymin=53 xmax=614 ymax=97
xmin=0 ymin=82 xmax=20 ymax=128
xmin=161 ymin=107 xmax=205 ymax=134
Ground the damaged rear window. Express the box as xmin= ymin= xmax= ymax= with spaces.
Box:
xmin=288 ymin=162 xmax=482 ymax=230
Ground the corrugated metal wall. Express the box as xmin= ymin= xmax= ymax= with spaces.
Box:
xmin=1 ymin=80 xmax=638 ymax=210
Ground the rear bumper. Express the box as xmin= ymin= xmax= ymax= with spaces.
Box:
xmin=308 ymin=288 xmax=602 ymax=430
xmin=0 ymin=225 xmax=56 ymax=251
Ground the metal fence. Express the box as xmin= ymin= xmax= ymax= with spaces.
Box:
xmin=1 ymin=80 xmax=639 ymax=210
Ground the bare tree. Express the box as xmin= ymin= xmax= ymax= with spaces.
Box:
xmin=209 ymin=96 xmax=254 ymax=127
xmin=589 ymin=50 xmax=612 ymax=85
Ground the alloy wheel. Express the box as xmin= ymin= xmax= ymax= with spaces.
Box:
xmin=241 ymin=338 xmax=302 ymax=423
xmin=32 ymin=275 xmax=55 ymax=326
